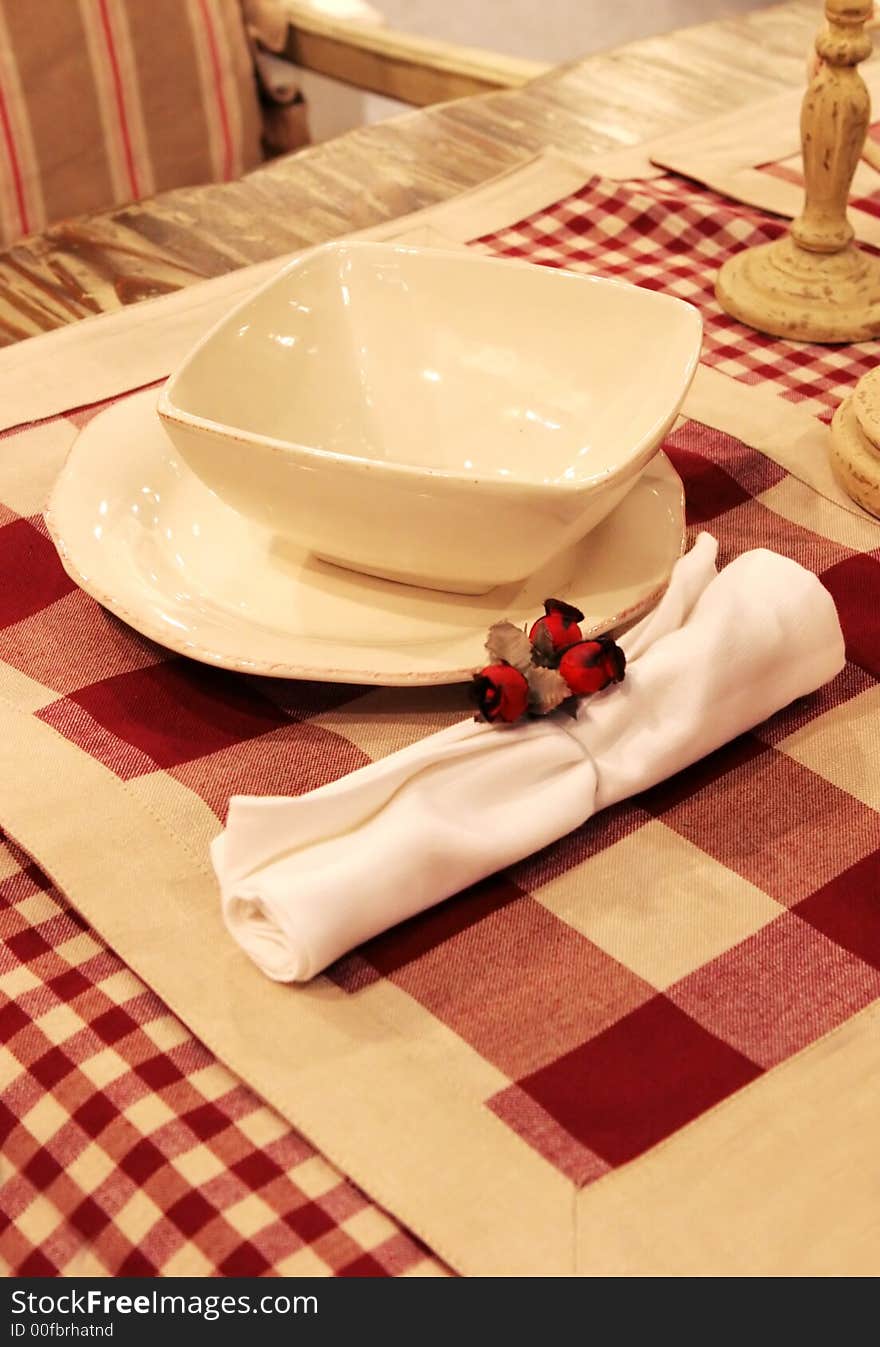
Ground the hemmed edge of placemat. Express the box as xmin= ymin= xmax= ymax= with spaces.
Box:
xmin=574 ymin=997 xmax=880 ymax=1275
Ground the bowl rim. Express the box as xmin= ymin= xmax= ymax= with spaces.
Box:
xmin=158 ymin=239 xmax=703 ymax=495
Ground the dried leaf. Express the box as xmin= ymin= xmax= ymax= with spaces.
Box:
xmin=485 ymin=621 xmax=532 ymax=673
xmin=525 ymin=664 xmax=571 ymax=715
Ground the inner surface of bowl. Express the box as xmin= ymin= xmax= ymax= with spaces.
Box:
xmin=166 ymin=243 xmax=701 ymax=486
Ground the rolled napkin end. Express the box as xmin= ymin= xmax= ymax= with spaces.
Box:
xmin=213 ymin=536 xmax=846 ymax=983
xmin=213 ymin=833 xmax=310 ymax=983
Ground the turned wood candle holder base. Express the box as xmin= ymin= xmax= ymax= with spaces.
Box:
xmin=830 ymin=369 xmax=880 ymax=516
xmin=715 ymin=234 xmax=880 ymax=343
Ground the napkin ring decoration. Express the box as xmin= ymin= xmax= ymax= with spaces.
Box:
xmin=472 ymin=599 xmax=626 ymax=725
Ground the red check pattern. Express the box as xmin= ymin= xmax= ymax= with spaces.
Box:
xmin=1 ymin=169 xmax=879 ymax=1270
xmin=471 ymin=173 xmax=880 ymax=421
xmin=0 ymin=829 xmax=447 ymax=1277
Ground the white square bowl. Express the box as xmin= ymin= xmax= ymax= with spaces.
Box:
xmin=159 ymin=241 xmax=701 ymax=594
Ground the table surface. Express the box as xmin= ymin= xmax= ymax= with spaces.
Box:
xmin=0 ymin=0 xmax=824 ymax=346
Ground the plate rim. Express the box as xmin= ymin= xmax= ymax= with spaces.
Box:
xmin=46 ymin=398 xmax=685 ymax=686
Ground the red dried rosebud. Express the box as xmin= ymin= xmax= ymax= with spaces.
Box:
xmin=529 ymin=598 xmax=585 ymax=653
xmin=558 ymin=637 xmax=626 ymax=697
xmin=471 ymin=663 xmax=529 ymax=723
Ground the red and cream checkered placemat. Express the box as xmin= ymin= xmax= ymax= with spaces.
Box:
xmin=0 ymin=827 xmax=447 ymax=1278
xmin=1 ymin=169 xmax=879 ymax=1276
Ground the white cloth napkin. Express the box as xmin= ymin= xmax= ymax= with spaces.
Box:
xmin=212 ymin=534 xmax=845 ymax=982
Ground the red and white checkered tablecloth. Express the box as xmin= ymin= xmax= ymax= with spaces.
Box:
xmin=1 ymin=167 xmax=879 ymax=1276
xmin=473 ymin=172 xmax=880 ymax=421
xmin=0 ymin=829 xmax=446 ymax=1277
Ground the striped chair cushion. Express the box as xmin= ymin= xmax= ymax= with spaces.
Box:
xmin=0 ymin=0 xmax=264 ymax=246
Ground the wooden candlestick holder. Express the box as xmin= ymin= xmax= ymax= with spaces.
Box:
xmin=716 ymin=0 xmax=880 ymax=342
xmin=830 ymin=372 xmax=880 ymax=515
